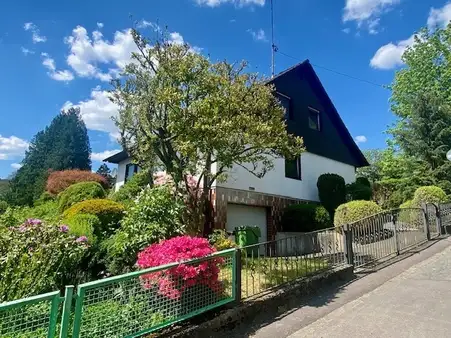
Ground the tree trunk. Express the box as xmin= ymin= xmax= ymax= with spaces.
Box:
xmin=202 ymin=155 xmax=214 ymax=237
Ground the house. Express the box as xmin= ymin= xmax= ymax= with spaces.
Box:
xmin=104 ymin=60 xmax=368 ymax=242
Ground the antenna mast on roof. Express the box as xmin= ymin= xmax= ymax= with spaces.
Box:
xmin=270 ymin=0 xmax=277 ymax=78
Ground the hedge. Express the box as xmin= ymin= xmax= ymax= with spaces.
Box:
xmin=281 ymin=204 xmax=331 ymax=232
xmin=334 ymin=200 xmax=382 ymax=227
xmin=317 ymin=173 xmax=346 ymax=217
xmin=63 ymin=199 xmax=124 ymax=236
xmin=46 ymin=170 xmax=108 ymax=195
xmin=346 ymin=182 xmax=372 ymax=201
xmin=58 ymin=182 xmax=106 ymax=212
xmin=356 ymin=177 xmax=371 ymax=188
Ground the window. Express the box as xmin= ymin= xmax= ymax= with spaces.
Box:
xmin=125 ymin=163 xmax=139 ymax=183
xmin=285 ymin=156 xmax=301 ymax=180
xmin=277 ymin=93 xmax=292 ymax=120
xmin=308 ymin=107 xmax=320 ymax=131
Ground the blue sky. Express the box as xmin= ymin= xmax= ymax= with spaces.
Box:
xmin=1 ymin=0 xmax=450 ymax=178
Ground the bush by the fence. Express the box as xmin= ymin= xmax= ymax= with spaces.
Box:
xmin=400 ymin=200 xmax=414 ymax=209
xmin=346 ymin=182 xmax=372 ymax=201
xmin=356 ymin=177 xmax=371 ymax=188
xmin=412 ymin=185 xmax=448 ymax=207
xmin=281 ymin=204 xmax=331 ymax=232
xmin=58 ymin=182 xmax=106 ymax=212
xmin=208 ymin=229 xmax=237 ymax=251
xmin=334 ymin=200 xmax=382 ymax=226
xmin=63 ymin=199 xmax=124 ymax=237
xmin=317 ymin=173 xmax=346 ymax=217
xmin=46 ymin=170 xmax=108 ymax=195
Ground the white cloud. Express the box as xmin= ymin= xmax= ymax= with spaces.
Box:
xmin=21 ymin=47 xmax=34 ymax=55
xmin=136 ymin=20 xmax=161 ymax=31
xmin=23 ymin=22 xmax=47 ymax=43
xmin=343 ymin=0 xmax=400 ymax=32
xmin=61 ymin=86 xmax=119 ymax=138
xmin=370 ymin=35 xmax=414 ymax=69
xmin=427 ymin=2 xmax=451 ymax=29
xmin=91 ymin=149 xmax=121 ymax=162
xmin=0 ymin=135 xmax=29 ymax=160
xmin=248 ymin=28 xmax=268 ymax=42
xmin=97 ymin=22 xmax=104 ymax=29
xmin=354 ymin=135 xmax=368 ymax=144
xmin=195 ymin=0 xmax=265 ymax=7
xmin=41 ymin=53 xmax=75 ymax=82
xmin=342 ymin=28 xmax=351 ymax=34
xmin=11 ymin=163 xmax=22 ymax=169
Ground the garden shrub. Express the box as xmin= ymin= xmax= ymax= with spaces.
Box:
xmin=0 ymin=219 xmax=88 ymax=302
xmin=63 ymin=199 xmax=124 ymax=237
xmin=317 ymin=173 xmax=346 ymax=217
xmin=356 ymin=177 xmax=371 ymax=188
xmin=346 ymin=182 xmax=372 ymax=201
xmin=281 ymin=204 xmax=331 ymax=232
xmin=64 ymin=213 xmax=101 ymax=243
xmin=34 ymin=191 xmax=55 ymax=206
xmin=334 ymin=200 xmax=382 ymax=227
xmin=137 ymin=236 xmax=224 ymax=300
xmin=58 ymin=181 xmax=106 ymax=212
xmin=46 ymin=169 xmax=108 ymax=195
xmin=105 ymin=186 xmax=185 ymax=274
xmin=400 ymin=200 xmax=414 ymax=209
xmin=111 ymin=170 xmax=151 ymax=204
xmin=208 ymin=229 xmax=237 ymax=251
xmin=0 ymin=201 xmax=61 ymax=227
xmin=412 ymin=185 xmax=448 ymax=207
xmin=0 ymin=200 xmax=7 ymax=214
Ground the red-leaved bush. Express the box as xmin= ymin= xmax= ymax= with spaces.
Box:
xmin=137 ymin=236 xmax=224 ymax=300
xmin=46 ymin=170 xmax=108 ymax=195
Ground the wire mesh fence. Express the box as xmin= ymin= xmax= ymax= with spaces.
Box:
xmin=0 ymin=291 xmax=61 ymax=338
xmin=71 ymin=248 xmax=236 ymax=338
xmin=240 ymin=226 xmax=347 ymax=299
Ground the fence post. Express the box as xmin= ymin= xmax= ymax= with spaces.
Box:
xmin=59 ymin=286 xmax=74 ymax=338
xmin=234 ymin=248 xmax=242 ymax=304
xmin=392 ymin=211 xmax=400 ymax=255
xmin=422 ymin=204 xmax=431 ymax=241
xmin=47 ymin=294 xmax=60 ymax=338
xmin=342 ymin=224 xmax=354 ymax=266
xmin=435 ymin=203 xmax=443 ymax=235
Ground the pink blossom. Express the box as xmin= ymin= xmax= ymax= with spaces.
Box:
xmin=59 ymin=225 xmax=69 ymax=233
xmin=75 ymin=236 xmax=88 ymax=243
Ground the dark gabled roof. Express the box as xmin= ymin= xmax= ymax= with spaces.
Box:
xmin=103 ymin=150 xmax=129 ymax=164
xmin=267 ymin=60 xmax=369 ymax=168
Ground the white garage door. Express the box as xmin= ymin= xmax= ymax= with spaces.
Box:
xmin=226 ymin=204 xmax=267 ymax=244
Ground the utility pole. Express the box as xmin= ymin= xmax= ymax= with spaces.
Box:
xmin=270 ymin=0 xmax=276 ymax=78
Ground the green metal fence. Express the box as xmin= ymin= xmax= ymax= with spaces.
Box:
xmin=71 ymin=248 xmax=236 ymax=338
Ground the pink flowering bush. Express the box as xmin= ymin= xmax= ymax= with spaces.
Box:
xmin=137 ymin=236 xmax=224 ymax=300
xmin=0 ymin=219 xmax=88 ymax=302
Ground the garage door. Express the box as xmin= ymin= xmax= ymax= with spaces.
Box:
xmin=226 ymin=204 xmax=267 ymax=244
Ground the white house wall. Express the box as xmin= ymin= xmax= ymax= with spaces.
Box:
xmin=216 ymin=152 xmax=356 ymax=202
xmin=115 ymin=158 xmax=132 ymax=191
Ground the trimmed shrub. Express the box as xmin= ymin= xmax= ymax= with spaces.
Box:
xmin=0 ymin=200 xmax=7 ymax=214
xmin=46 ymin=170 xmax=108 ymax=195
xmin=105 ymin=186 xmax=185 ymax=274
xmin=137 ymin=236 xmax=223 ymax=300
xmin=58 ymin=182 xmax=106 ymax=212
xmin=281 ymin=204 xmax=331 ymax=232
xmin=412 ymin=186 xmax=447 ymax=207
xmin=111 ymin=170 xmax=151 ymax=204
xmin=63 ymin=199 xmax=124 ymax=237
xmin=400 ymin=200 xmax=414 ymax=209
xmin=356 ymin=177 xmax=371 ymax=188
xmin=208 ymin=229 xmax=237 ymax=251
xmin=64 ymin=213 xmax=101 ymax=243
xmin=346 ymin=182 xmax=372 ymax=201
xmin=317 ymin=173 xmax=346 ymax=217
xmin=334 ymin=200 xmax=382 ymax=226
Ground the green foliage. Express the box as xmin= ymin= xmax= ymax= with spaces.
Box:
xmin=105 ymin=186 xmax=185 ymax=274
xmin=63 ymin=199 xmax=124 ymax=237
xmin=34 ymin=191 xmax=55 ymax=206
xmin=0 ymin=179 xmax=9 ymax=200
xmin=334 ymin=200 xmax=383 ymax=227
xmin=400 ymin=200 xmax=414 ymax=209
xmin=281 ymin=204 xmax=331 ymax=232
xmin=208 ymin=229 xmax=237 ymax=251
xmin=112 ymin=170 xmax=151 ymax=204
xmin=0 ymin=201 xmax=60 ymax=227
xmin=356 ymin=177 xmax=371 ymax=188
xmin=0 ymin=219 xmax=88 ymax=302
xmin=8 ymin=107 xmax=91 ymax=205
xmin=346 ymin=182 xmax=372 ymax=201
xmin=412 ymin=186 xmax=448 ymax=207
xmin=58 ymin=181 xmax=106 ymax=212
xmin=317 ymin=173 xmax=346 ymax=217
xmin=64 ymin=213 xmax=101 ymax=243
xmin=0 ymin=200 xmax=8 ymax=214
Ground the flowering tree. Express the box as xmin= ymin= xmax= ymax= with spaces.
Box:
xmin=137 ymin=236 xmax=223 ymax=300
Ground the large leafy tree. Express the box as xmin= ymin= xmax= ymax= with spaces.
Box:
xmin=112 ymin=30 xmax=304 ymax=234
xmin=8 ymin=108 xmax=91 ymax=205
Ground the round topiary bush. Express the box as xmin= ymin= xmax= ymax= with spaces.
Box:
xmin=412 ymin=186 xmax=448 ymax=207
xmin=63 ymin=213 xmax=102 ymax=243
xmin=334 ymin=200 xmax=383 ymax=227
xmin=63 ymin=199 xmax=124 ymax=236
xmin=346 ymin=182 xmax=372 ymax=201
xmin=317 ymin=173 xmax=346 ymax=217
xmin=281 ymin=204 xmax=331 ymax=232
xmin=356 ymin=177 xmax=371 ymax=188
xmin=58 ymin=182 xmax=106 ymax=212
xmin=399 ymin=200 xmax=414 ymax=209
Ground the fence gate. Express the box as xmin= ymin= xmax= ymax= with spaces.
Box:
xmin=425 ymin=204 xmax=441 ymax=238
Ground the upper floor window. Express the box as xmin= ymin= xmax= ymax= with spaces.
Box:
xmin=277 ymin=92 xmax=292 ymax=120
xmin=125 ymin=163 xmax=139 ymax=183
xmin=285 ymin=156 xmax=301 ymax=180
xmin=308 ymin=107 xmax=321 ymax=131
